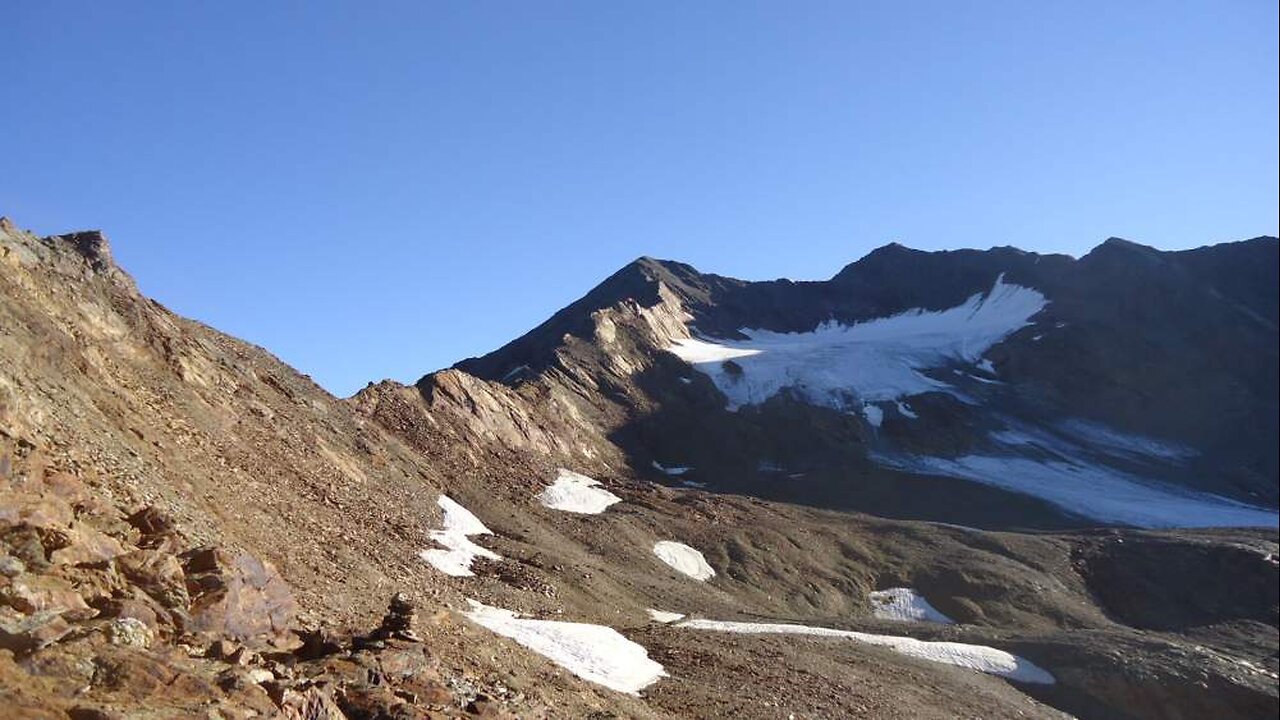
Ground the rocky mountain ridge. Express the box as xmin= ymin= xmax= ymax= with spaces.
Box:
xmin=424 ymin=235 xmax=1279 ymax=526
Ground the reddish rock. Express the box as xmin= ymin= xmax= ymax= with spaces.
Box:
xmin=0 ymin=574 xmax=90 ymax=615
xmin=0 ymin=609 xmax=73 ymax=653
xmin=125 ymin=505 xmax=181 ymax=551
xmin=0 ymin=492 xmax=74 ymax=530
xmin=180 ymin=547 xmax=296 ymax=644
xmin=277 ymin=686 xmax=350 ymax=720
xmin=49 ymin=525 xmax=127 ymax=566
xmin=115 ymin=549 xmax=188 ymax=609
xmin=95 ymin=597 xmax=161 ymax=632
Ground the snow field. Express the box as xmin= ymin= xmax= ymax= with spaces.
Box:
xmin=538 ymin=468 xmax=622 ymax=514
xmin=653 ymin=540 xmax=716 ymax=581
xmin=419 ymin=495 xmax=501 ymax=577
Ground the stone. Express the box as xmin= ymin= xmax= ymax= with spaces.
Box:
xmin=277 ymin=686 xmax=350 ymax=720
xmin=0 ymin=492 xmax=74 ymax=530
xmin=0 ymin=574 xmax=90 ymax=615
xmin=96 ymin=597 xmax=161 ymax=632
xmin=294 ymin=627 xmax=346 ymax=660
xmin=338 ymin=685 xmax=406 ymax=719
xmin=206 ymin=638 xmax=243 ymax=661
xmin=1 ymin=526 xmax=49 ymax=571
xmin=373 ymin=592 xmax=420 ymax=642
xmin=0 ymin=609 xmax=72 ymax=652
xmin=115 ymin=549 xmax=189 ymax=609
xmin=105 ymin=617 xmax=153 ymax=648
xmin=49 ymin=525 xmax=128 ymax=566
xmin=125 ymin=505 xmax=181 ymax=550
xmin=180 ymin=547 xmax=296 ymax=643
xmin=378 ymin=644 xmax=437 ymax=681
xmin=0 ymin=554 xmax=25 ymax=577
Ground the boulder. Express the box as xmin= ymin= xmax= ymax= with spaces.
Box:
xmin=49 ymin=525 xmax=127 ymax=566
xmin=0 ymin=609 xmax=72 ymax=652
xmin=180 ymin=547 xmax=296 ymax=644
xmin=0 ymin=492 xmax=73 ymax=530
xmin=0 ymin=574 xmax=90 ymax=615
xmin=105 ymin=617 xmax=153 ymax=648
xmin=115 ymin=549 xmax=189 ymax=609
xmin=276 ymin=686 xmax=350 ymax=720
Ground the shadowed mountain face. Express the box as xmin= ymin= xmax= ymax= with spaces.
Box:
xmin=448 ymin=237 xmax=1279 ymax=527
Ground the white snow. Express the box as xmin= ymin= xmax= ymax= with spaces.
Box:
xmin=681 ymin=480 xmax=708 ymax=489
xmin=678 ymin=377 xmax=694 ymax=385
xmin=652 ymin=541 xmax=716 ymax=581
xmin=1054 ymin=419 xmax=1197 ymax=463
xmin=976 ymin=358 xmax=996 ymax=374
xmin=675 ymin=618 xmax=1054 ymax=684
xmin=863 ymin=404 xmax=884 ymax=427
xmin=667 ymin=276 xmax=1045 ymax=411
xmin=868 ymin=588 xmax=955 ymax=624
xmin=538 ymin=469 xmax=622 ymax=515
xmin=652 ymin=461 xmax=691 ymax=476
xmin=877 ymin=451 xmax=1278 ymax=528
xmin=419 ymin=495 xmax=501 ymax=577
xmin=895 ymin=401 xmax=918 ymax=419
xmin=464 ymin=601 xmax=666 ymax=695
xmin=647 ymin=609 xmax=686 ymax=623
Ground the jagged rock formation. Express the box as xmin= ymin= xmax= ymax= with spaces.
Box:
xmin=1 ymin=218 xmax=1276 ymax=720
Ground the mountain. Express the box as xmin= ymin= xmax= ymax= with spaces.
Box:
xmin=1 ymin=217 xmax=1277 ymax=720
xmin=418 ymin=237 xmax=1279 ymax=528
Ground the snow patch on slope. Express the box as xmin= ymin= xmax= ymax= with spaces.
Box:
xmin=419 ymin=495 xmax=500 ymax=577
xmin=647 ymin=609 xmax=686 ymax=623
xmin=1055 ymin=419 xmax=1198 ymax=463
xmin=464 ymin=601 xmax=665 ymax=694
xmin=676 ymin=618 xmax=1053 ymax=684
xmin=667 ymin=276 xmax=1045 ymax=411
xmin=868 ymin=588 xmax=955 ymax=624
xmin=538 ymin=469 xmax=621 ymax=515
xmin=652 ymin=461 xmax=691 ymax=476
xmin=878 ymin=452 xmax=1278 ymax=528
xmin=653 ymin=541 xmax=716 ymax=581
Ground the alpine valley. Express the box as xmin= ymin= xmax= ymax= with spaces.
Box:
xmin=1 ymin=217 xmax=1276 ymax=720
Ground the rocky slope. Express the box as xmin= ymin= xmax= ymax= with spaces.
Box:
xmin=2 ymin=218 xmax=1277 ymax=720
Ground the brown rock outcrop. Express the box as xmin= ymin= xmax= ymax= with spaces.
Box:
xmin=181 ymin=546 xmax=297 ymax=644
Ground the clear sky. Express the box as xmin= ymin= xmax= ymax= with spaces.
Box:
xmin=3 ymin=1 xmax=1277 ymax=396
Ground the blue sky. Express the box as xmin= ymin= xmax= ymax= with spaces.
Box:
xmin=3 ymin=1 xmax=1276 ymax=396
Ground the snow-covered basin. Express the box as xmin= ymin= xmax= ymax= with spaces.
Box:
xmin=653 ymin=541 xmax=716 ymax=581
xmin=667 ymin=276 xmax=1045 ymax=411
xmin=869 ymin=588 xmax=955 ymax=624
xmin=537 ymin=469 xmax=621 ymax=514
xmin=464 ymin=601 xmax=666 ymax=694
xmin=675 ymin=618 xmax=1054 ymax=684
xmin=419 ymin=495 xmax=500 ymax=577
